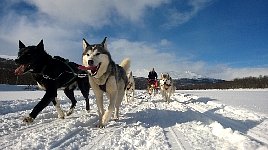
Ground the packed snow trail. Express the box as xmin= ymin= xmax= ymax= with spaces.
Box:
xmin=0 ymin=90 xmax=267 ymax=149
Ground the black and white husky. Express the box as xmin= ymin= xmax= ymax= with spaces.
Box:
xmin=159 ymin=73 xmax=176 ymax=103
xmin=125 ymin=71 xmax=135 ymax=102
xmin=15 ymin=40 xmax=90 ymax=123
xmin=81 ymin=37 xmax=130 ymax=127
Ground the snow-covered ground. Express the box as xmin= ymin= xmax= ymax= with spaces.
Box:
xmin=0 ymin=86 xmax=268 ymax=150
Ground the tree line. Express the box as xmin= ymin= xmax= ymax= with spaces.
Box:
xmin=1 ymin=57 xmax=268 ymax=89
xmin=173 ymin=76 xmax=268 ymax=90
xmin=134 ymin=76 xmax=268 ymax=90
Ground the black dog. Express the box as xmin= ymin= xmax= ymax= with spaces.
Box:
xmin=15 ymin=40 xmax=90 ymax=123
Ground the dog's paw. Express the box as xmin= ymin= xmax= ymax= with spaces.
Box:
xmin=66 ymin=108 xmax=74 ymax=116
xmin=58 ymin=116 xmax=65 ymax=119
xmin=22 ymin=116 xmax=34 ymax=123
xmin=96 ymin=124 xmax=105 ymax=128
xmin=113 ymin=118 xmax=119 ymax=122
xmin=57 ymin=112 xmax=65 ymax=119
xmin=112 ymin=117 xmax=119 ymax=121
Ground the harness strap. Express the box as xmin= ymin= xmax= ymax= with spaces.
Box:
xmin=39 ymin=57 xmax=85 ymax=87
xmin=78 ymin=74 xmax=88 ymax=78
xmin=163 ymin=83 xmax=172 ymax=90
xmin=97 ymin=61 xmax=128 ymax=92
xmin=98 ymin=76 xmax=110 ymax=92
xmin=99 ymin=84 xmax=107 ymax=92
xmin=96 ymin=62 xmax=114 ymax=92
xmin=55 ymin=58 xmax=78 ymax=87
xmin=126 ymin=82 xmax=132 ymax=90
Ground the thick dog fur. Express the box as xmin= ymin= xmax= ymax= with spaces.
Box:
xmin=159 ymin=73 xmax=176 ymax=103
xmin=15 ymin=40 xmax=90 ymax=123
xmin=82 ymin=37 xmax=130 ymax=127
xmin=125 ymin=71 xmax=135 ymax=102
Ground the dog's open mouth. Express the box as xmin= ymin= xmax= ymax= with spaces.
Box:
xmin=78 ymin=63 xmax=101 ymax=76
xmin=15 ymin=64 xmax=28 ymax=75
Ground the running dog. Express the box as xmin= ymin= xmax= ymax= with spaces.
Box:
xmin=125 ymin=71 xmax=135 ymax=102
xmin=15 ymin=40 xmax=90 ymax=123
xmin=159 ymin=73 xmax=176 ymax=103
xmin=147 ymin=79 xmax=158 ymax=96
xmin=81 ymin=37 xmax=130 ymax=127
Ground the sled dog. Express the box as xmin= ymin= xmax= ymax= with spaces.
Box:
xmin=159 ymin=73 xmax=176 ymax=103
xmin=125 ymin=71 xmax=135 ymax=102
xmin=15 ymin=40 xmax=90 ymax=123
xmin=81 ymin=37 xmax=130 ymax=127
xmin=147 ymin=79 xmax=158 ymax=96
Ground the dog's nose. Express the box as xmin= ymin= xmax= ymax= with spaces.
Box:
xmin=88 ymin=60 xmax=94 ymax=66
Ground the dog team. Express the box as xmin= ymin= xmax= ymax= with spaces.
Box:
xmin=14 ymin=37 xmax=175 ymax=127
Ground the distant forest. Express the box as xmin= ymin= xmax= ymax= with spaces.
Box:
xmin=1 ymin=57 xmax=268 ymax=90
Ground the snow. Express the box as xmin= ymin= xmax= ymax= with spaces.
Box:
xmin=183 ymin=89 xmax=268 ymax=115
xmin=0 ymin=85 xmax=268 ymax=150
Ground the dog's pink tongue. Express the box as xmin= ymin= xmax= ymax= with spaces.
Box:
xmin=78 ymin=65 xmax=97 ymax=71
xmin=15 ymin=65 xmax=26 ymax=76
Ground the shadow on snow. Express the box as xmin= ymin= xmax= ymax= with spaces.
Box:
xmin=121 ymin=96 xmax=263 ymax=135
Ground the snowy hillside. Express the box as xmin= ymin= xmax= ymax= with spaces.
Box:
xmin=0 ymin=88 xmax=268 ymax=150
xmin=168 ymin=71 xmax=204 ymax=79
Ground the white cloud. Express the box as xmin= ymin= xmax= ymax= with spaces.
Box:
xmin=27 ymin=0 xmax=111 ymax=28
xmin=108 ymin=38 xmax=268 ymax=80
xmin=0 ymin=14 xmax=79 ymax=58
xmin=27 ymin=0 xmax=169 ymax=28
xmin=0 ymin=0 xmax=170 ymax=59
xmin=108 ymin=38 xmax=207 ymax=78
xmin=160 ymin=39 xmax=171 ymax=46
xmin=0 ymin=0 xmax=267 ymax=80
xmin=112 ymin=0 xmax=169 ymax=23
xmin=163 ymin=0 xmax=213 ymax=28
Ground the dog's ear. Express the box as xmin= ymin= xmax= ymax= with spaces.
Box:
xmin=37 ymin=40 xmax=44 ymax=50
xmin=19 ymin=40 xmax=26 ymax=49
xmin=129 ymin=71 xmax=132 ymax=76
xmin=82 ymin=38 xmax=89 ymax=51
xmin=101 ymin=37 xmax=107 ymax=50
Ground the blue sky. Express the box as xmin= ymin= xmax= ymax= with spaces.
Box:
xmin=0 ymin=0 xmax=268 ymax=80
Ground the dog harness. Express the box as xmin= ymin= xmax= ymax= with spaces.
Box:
xmin=96 ymin=61 xmax=128 ymax=92
xmin=126 ymin=82 xmax=133 ymax=90
xmin=32 ymin=56 xmax=87 ymax=87
xmin=164 ymin=84 xmax=172 ymax=90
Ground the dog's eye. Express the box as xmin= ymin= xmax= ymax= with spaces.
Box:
xmin=86 ymin=54 xmax=90 ymax=56
xmin=96 ymin=53 xmax=101 ymax=56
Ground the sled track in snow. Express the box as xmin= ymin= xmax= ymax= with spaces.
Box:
xmin=81 ymin=126 xmax=121 ymax=150
xmin=48 ymin=115 xmax=99 ymax=150
xmin=3 ymin=97 xmax=144 ymax=149
xmin=164 ymin=126 xmax=192 ymax=150
xmin=145 ymin=97 xmax=192 ymax=150
xmin=162 ymin=111 xmax=192 ymax=150
xmin=0 ymin=111 xmax=98 ymax=149
xmin=82 ymin=96 xmax=192 ymax=150
xmin=0 ymin=117 xmax=61 ymax=149
xmin=178 ymin=95 xmax=268 ymax=147
xmin=190 ymin=104 xmax=268 ymax=146
xmin=81 ymin=99 xmax=144 ymax=149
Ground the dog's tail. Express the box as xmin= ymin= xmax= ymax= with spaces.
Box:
xmin=120 ymin=58 xmax=131 ymax=72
